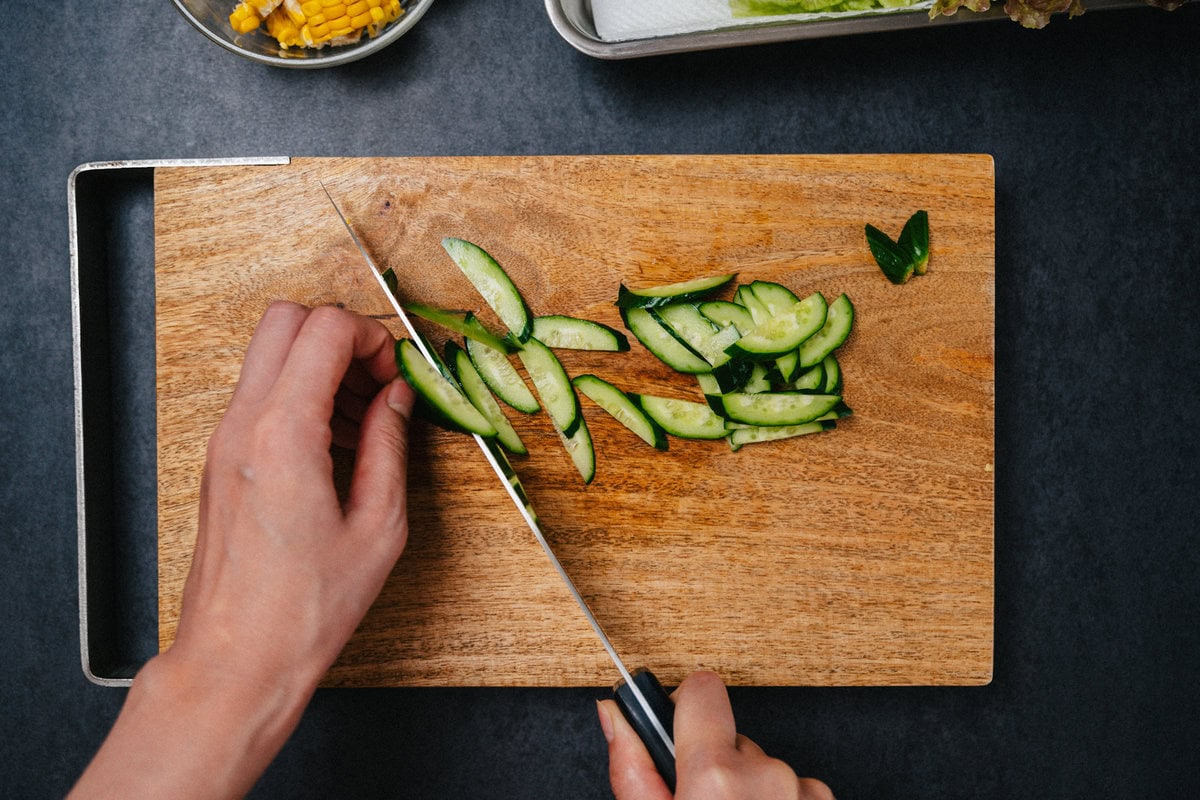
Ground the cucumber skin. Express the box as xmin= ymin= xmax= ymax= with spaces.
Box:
xmin=405 ymin=303 xmax=520 ymax=355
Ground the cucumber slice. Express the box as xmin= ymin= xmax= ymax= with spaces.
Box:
xmin=621 ymin=306 xmax=711 ymax=374
xmin=735 ymin=286 xmax=801 ymax=380
xmin=652 ymin=304 xmax=753 ymax=392
xmin=725 ymin=293 xmax=828 ymax=361
xmin=748 ymin=280 xmax=800 ymax=316
xmin=728 ymin=419 xmax=836 ymax=452
xmin=696 ymin=372 xmax=723 ymax=397
xmin=447 ymin=341 xmax=527 ymax=456
xmin=573 ymin=374 xmax=667 ymax=450
xmin=531 ymin=315 xmax=630 ymax=352
xmin=792 ymin=363 xmax=825 ymax=393
xmin=633 ymin=394 xmax=729 ymax=440
xmin=615 ymin=273 xmax=736 ymax=310
xmin=746 ymin=282 xmax=803 ymax=381
xmin=734 ymin=285 xmax=771 ymax=325
xmin=405 ymin=302 xmax=519 ymax=354
xmin=518 ymin=337 xmax=581 ymax=437
xmin=465 ymin=337 xmax=540 ymax=414
xmin=396 ymin=339 xmax=497 ymax=437
xmin=559 ymin=414 xmax=595 ymax=484
xmin=699 ymin=300 xmax=756 ymax=334
xmin=442 ymin=238 xmax=534 ymax=342
xmin=710 ymin=391 xmax=841 ymax=427
xmin=797 ymin=293 xmax=854 ymax=369
xmin=820 ymin=353 xmax=842 ymax=394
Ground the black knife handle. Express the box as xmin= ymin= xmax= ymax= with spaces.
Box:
xmin=614 ymin=667 xmax=676 ymax=792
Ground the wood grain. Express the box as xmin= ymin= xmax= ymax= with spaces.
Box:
xmin=154 ymin=155 xmax=995 ymax=687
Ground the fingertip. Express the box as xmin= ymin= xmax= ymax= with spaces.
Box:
xmin=596 ymin=699 xmax=616 ymax=743
xmin=385 ymin=377 xmax=414 ymax=420
xmin=598 ymin=698 xmax=673 ymax=800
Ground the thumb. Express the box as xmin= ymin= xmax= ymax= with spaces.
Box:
xmin=347 ymin=377 xmax=414 ymax=551
xmin=598 ymin=700 xmax=674 ymax=800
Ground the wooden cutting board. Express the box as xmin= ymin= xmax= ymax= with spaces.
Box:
xmin=155 ymin=155 xmax=994 ymax=687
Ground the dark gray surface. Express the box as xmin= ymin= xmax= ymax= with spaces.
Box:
xmin=4 ymin=1 xmax=1200 ymax=797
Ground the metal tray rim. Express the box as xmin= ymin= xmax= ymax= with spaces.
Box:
xmin=70 ymin=157 xmax=290 ymax=687
xmin=545 ymin=0 xmax=1146 ymax=59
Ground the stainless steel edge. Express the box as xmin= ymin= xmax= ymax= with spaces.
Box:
xmin=545 ymin=0 xmax=1148 ymax=60
xmin=70 ymin=157 xmax=291 ymax=686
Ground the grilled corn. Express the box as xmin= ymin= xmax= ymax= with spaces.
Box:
xmin=230 ymin=0 xmax=405 ymax=49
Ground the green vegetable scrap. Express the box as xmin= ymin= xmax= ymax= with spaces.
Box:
xmin=865 ymin=210 xmax=929 ymax=285
xmin=731 ymin=0 xmax=918 ymax=14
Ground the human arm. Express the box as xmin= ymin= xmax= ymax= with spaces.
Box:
xmin=70 ymin=302 xmax=415 ymax=799
xmin=598 ymin=670 xmax=835 ymax=800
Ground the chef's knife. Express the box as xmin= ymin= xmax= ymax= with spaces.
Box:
xmin=321 ymin=185 xmax=678 ymax=790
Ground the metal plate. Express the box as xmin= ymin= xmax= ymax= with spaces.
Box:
xmin=544 ymin=0 xmax=1142 ymax=59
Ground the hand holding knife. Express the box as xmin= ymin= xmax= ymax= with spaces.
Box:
xmin=321 ymin=184 xmax=679 ymax=790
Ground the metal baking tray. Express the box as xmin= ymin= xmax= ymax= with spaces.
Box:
xmin=545 ymin=0 xmax=1142 ymax=59
xmin=69 ymin=157 xmax=290 ymax=686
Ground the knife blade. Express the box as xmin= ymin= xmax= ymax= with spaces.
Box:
xmin=321 ymin=184 xmax=678 ymax=789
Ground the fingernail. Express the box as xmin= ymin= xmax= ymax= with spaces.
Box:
xmin=596 ymin=700 xmax=614 ymax=743
xmin=386 ymin=378 xmax=414 ymax=420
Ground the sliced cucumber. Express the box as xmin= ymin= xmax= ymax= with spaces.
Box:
xmin=633 ymin=394 xmax=729 ymax=440
xmin=559 ymin=414 xmax=595 ymax=485
xmin=442 ymin=238 xmax=534 ymax=342
xmin=396 ymin=339 xmax=497 ymax=437
xmin=735 ymin=285 xmax=771 ymax=325
xmin=797 ymin=293 xmax=854 ymax=369
xmin=531 ymin=315 xmax=630 ymax=352
xmin=725 ymin=293 xmax=828 ymax=361
xmin=792 ymin=363 xmax=825 ymax=392
xmin=447 ymin=341 xmax=527 ymax=455
xmin=748 ymin=281 xmax=800 ymax=316
xmin=518 ymin=337 xmax=581 ymax=437
xmin=573 ymin=374 xmax=667 ymax=450
xmin=652 ymin=303 xmax=751 ymax=392
xmin=820 ymin=353 xmax=842 ymax=394
xmin=621 ymin=306 xmax=711 ymax=374
xmin=728 ymin=419 xmax=836 ymax=452
xmin=405 ymin=302 xmax=519 ymax=354
xmin=745 ymin=282 xmax=804 ymax=381
xmin=699 ymin=300 xmax=756 ymax=334
xmin=616 ymin=273 xmax=736 ymax=309
xmin=710 ymin=391 xmax=841 ymax=427
xmin=696 ymin=372 xmax=723 ymax=397
xmin=465 ymin=337 xmax=539 ymax=414
xmin=733 ymin=285 xmax=796 ymax=379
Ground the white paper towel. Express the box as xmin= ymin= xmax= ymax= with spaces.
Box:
xmin=589 ymin=0 xmax=932 ymax=43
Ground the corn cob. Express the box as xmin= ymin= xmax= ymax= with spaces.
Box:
xmin=230 ymin=0 xmax=404 ymax=48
